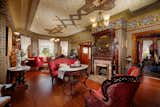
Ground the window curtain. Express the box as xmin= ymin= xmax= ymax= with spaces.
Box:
xmin=60 ymin=41 xmax=68 ymax=56
xmin=38 ymin=39 xmax=54 ymax=57
xmin=20 ymin=36 xmax=31 ymax=59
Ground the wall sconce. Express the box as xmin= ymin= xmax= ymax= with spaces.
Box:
xmin=14 ymin=32 xmax=20 ymax=36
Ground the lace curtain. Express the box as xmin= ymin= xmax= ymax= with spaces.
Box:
xmin=38 ymin=39 xmax=54 ymax=57
xmin=20 ymin=36 xmax=31 ymax=59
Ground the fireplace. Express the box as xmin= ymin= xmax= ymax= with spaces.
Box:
xmin=91 ymin=29 xmax=116 ymax=80
xmin=94 ymin=59 xmax=112 ymax=80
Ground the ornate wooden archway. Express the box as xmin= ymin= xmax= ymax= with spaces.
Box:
xmin=132 ymin=30 xmax=160 ymax=64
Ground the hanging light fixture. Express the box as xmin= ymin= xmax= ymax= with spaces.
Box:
xmin=50 ymin=38 xmax=60 ymax=42
xmin=90 ymin=0 xmax=110 ymax=29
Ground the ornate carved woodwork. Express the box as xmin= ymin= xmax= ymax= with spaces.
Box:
xmin=92 ymin=29 xmax=118 ymax=73
xmin=132 ymin=30 xmax=160 ymax=64
xmin=92 ymin=29 xmax=115 ymax=60
xmin=79 ymin=41 xmax=92 ymax=64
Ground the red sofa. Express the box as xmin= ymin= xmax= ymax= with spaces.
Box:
xmin=27 ymin=57 xmax=49 ymax=70
xmin=54 ymin=58 xmax=76 ymax=65
xmin=48 ymin=58 xmax=76 ymax=84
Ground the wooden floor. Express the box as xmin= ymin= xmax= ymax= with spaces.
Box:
xmin=11 ymin=71 xmax=160 ymax=107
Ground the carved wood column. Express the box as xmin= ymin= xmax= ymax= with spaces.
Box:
xmin=115 ymin=19 xmax=127 ymax=73
xmin=132 ymin=35 xmax=137 ymax=64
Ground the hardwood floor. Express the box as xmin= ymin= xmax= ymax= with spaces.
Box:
xmin=11 ymin=71 xmax=160 ymax=107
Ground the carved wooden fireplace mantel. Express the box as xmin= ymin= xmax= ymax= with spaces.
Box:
xmin=92 ymin=29 xmax=118 ymax=79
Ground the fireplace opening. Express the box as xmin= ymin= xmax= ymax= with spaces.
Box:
xmin=99 ymin=67 xmax=108 ymax=76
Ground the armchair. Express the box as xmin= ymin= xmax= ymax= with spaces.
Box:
xmin=0 ymin=85 xmax=11 ymax=107
xmin=85 ymin=76 xmax=140 ymax=107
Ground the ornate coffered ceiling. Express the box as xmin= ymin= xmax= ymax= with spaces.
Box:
xmin=7 ymin=0 xmax=158 ymax=37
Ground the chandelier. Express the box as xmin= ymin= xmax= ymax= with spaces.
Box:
xmin=90 ymin=0 xmax=110 ymax=31
xmin=90 ymin=11 xmax=110 ymax=28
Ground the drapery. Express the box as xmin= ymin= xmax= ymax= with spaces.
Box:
xmin=38 ymin=39 xmax=54 ymax=57
xmin=20 ymin=36 xmax=31 ymax=59
xmin=60 ymin=41 xmax=68 ymax=56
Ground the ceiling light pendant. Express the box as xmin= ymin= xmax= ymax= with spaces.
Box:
xmin=90 ymin=11 xmax=110 ymax=29
xmin=50 ymin=38 xmax=60 ymax=42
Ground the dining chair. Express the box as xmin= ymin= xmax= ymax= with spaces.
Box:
xmin=48 ymin=59 xmax=58 ymax=84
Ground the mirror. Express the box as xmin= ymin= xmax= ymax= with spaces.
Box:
xmin=96 ymin=35 xmax=111 ymax=49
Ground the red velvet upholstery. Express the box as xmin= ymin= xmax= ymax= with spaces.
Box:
xmin=34 ymin=57 xmax=44 ymax=67
xmin=115 ymin=66 xmax=140 ymax=77
xmin=48 ymin=60 xmax=58 ymax=83
xmin=86 ymin=82 xmax=139 ymax=107
xmin=54 ymin=58 xmax=76 ymax=65
xmin=127 ymin=66 xmax=140 ymax=77
xmin=86 ymin=77 xmax=140 ymax=107
xmin=48 ymin=58 xmax=76 ymax=83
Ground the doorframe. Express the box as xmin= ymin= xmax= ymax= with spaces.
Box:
xmin=132 ymin=29 xmax=160 ymax=64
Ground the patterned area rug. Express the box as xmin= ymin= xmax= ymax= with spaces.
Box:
xmin=88 ymin=75 xmax=107 ymax=84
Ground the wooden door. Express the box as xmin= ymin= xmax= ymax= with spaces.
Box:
xmin=79 ymin=42 xmax=92 ymax=64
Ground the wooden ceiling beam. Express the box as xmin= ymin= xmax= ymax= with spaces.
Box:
xmin=26 ymin=0 xmax=40 ymax=31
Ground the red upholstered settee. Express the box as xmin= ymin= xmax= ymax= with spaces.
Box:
xmin=27 ymin=57 xmax=49 ymax=70
xmin=54 ymin=58 xmax=76 ymax=65
xmin=48 ymin=58 xmax=76 ymax=83
xmin=85 ymin=76 xmax=140 ymax=107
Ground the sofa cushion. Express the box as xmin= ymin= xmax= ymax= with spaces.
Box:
xmin=54 ymin=58 xmax=76 ymax=65
xmin=127 ymin=66 xmax=140 ymax=77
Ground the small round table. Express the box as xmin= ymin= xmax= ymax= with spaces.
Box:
xmin=58 ymin=64 xmax=88 ymax=95
xmin=7 ymin=66 xmax=30 ymax=88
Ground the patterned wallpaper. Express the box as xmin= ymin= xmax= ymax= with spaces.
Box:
xmin=92 ymin=10 xmax=160 ymax=33
xmin=0 ymin=14 xmax=7 ymax=83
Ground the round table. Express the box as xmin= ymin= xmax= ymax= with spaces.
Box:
xmin=7 ymin=66 xmax=30 ymax=88
xmin=58 ymin=64 xmax=88 ymax=95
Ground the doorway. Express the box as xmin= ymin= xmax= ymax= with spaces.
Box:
xmin=79 ymin=41 xmax=92 ymax=64
xmin=132 ymin=30 xmax=160 ymax=77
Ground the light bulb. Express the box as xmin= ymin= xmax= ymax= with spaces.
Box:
xmin=103 ymin=15 xmax=110 ymax=20
xmin=50 ymin=38 xmax=55 ymax=41
xmin=92 ymin=23 xmax=97 ymax=27
xmin=90 ymin=18 xmax=96 ymax=23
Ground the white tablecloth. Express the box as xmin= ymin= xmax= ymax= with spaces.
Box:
xmin=8 ymin=66 xmax=30 ymax=72
xmin=58 ymin=64 xmax=88 ymax=79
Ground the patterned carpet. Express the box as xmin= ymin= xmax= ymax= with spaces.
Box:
xmin=88 ymin=75 xmax=107 ymax=84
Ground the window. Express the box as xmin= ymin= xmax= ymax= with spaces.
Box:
xmin=38 ymin=39 xmax=54 ymax=57
xmin=20 ymin=36 xmax=31 ymax=59
xmin=60 ymin=41 xmax=68 ymax=56
xmin=142 ymin=40 xmax=153 ymax=59
xmin=83 ymin=47 xmax=88 ymax=54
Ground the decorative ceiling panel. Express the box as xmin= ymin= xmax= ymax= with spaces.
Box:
xmin=30 ymin=0 xmax=157 ymax=37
